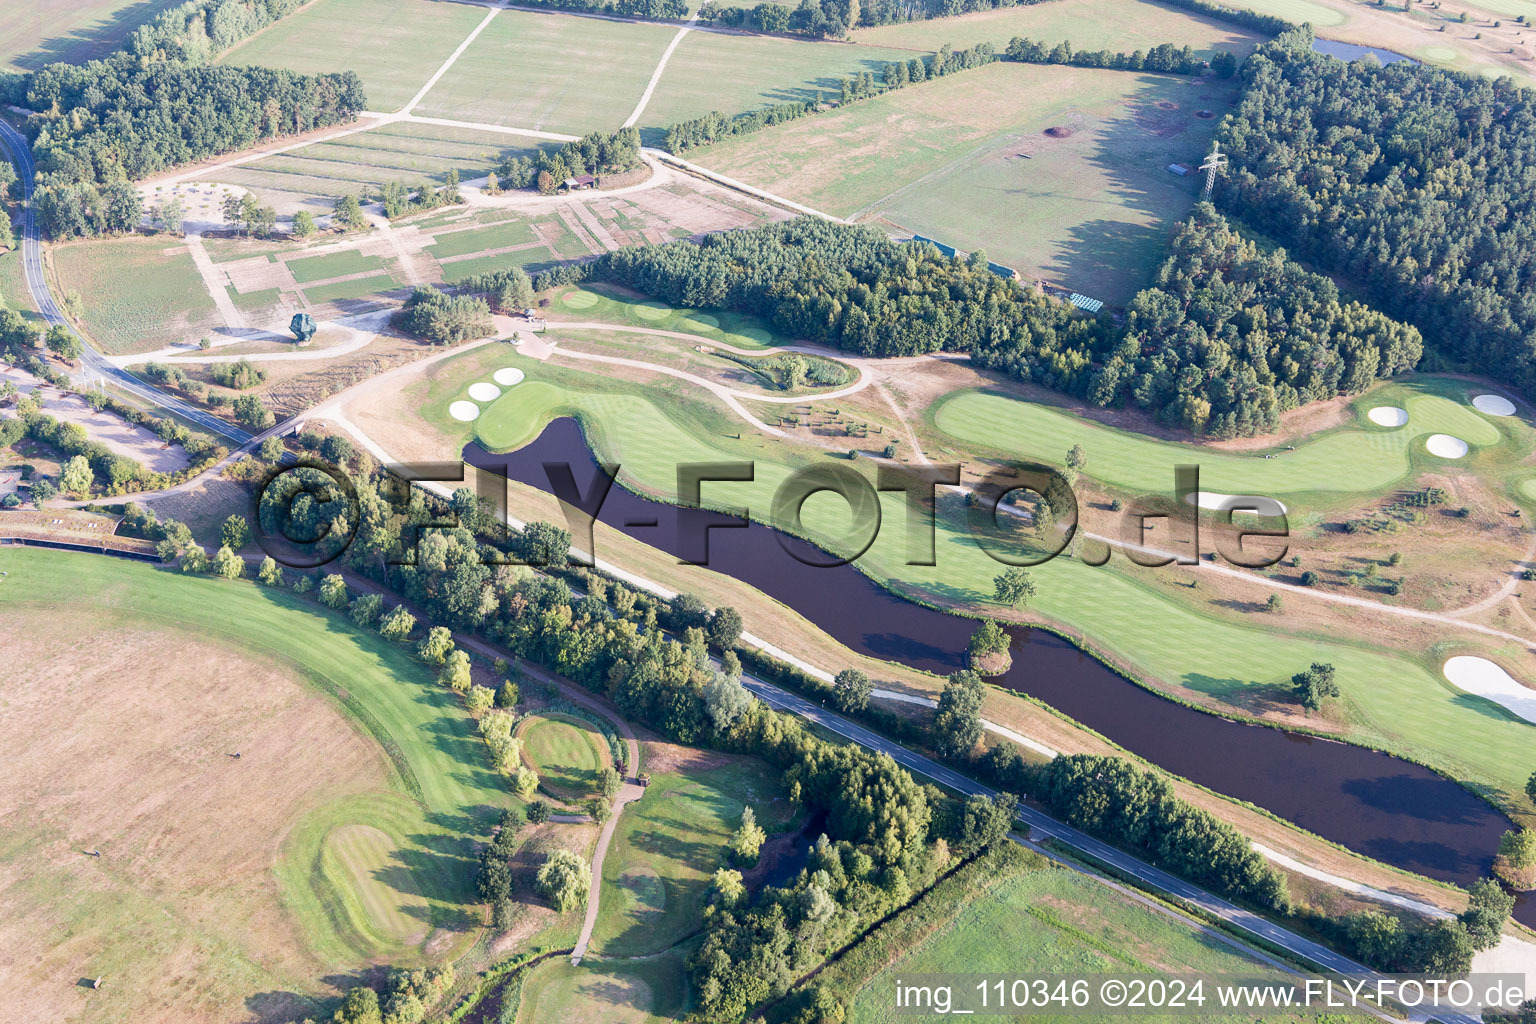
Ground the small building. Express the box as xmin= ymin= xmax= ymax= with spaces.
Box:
xmin=1068 ymin=292 xmax=1105 ymax=314
xmin=0 ymin=469 xmax=20 ymax=496
xmin=563 ymin=175 xmax=597 ymax=191
xmin=1167 ymin=163 xmax=1191 ymax=176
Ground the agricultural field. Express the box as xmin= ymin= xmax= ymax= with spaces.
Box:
xmin=413 ymin=10 xmax=676 ymax=134
xmin=214 ymin=0 xmax=492 ymax=112
xmin=0 ymin=549 xmax=515 ymax=1021
xmin=849 ymin=0 xmax=1268 ymax=58
xmin=0 ymin=0 xmax=183 ymax=72
xmin=638 ymin=32 xmax=921 ymax=140
xmin=213 ymin=121 xmax=551 ymax=217
xmin=590 ymin=757 xmax=797 ymax=956
xmin=48 ymin=234 xmax=222 ymax=354
xmin=691 ymin=61 xmax=1233 ymax=303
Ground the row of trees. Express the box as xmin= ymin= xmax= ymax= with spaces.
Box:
xmin=507 ymin=0 xmax=687 ymax=19
xmin=1219 ymin=28 xmax=1536 ymax=396
xmin=1004 ymin=36 xmax=1226 ymax=76
xmin=700 ymin=0 xmax=1051 ymax=38
xmin=128 ymin=0 xmax=308 ymax=64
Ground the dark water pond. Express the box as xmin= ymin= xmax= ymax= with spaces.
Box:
xmin=1312 ymin=38 xmax=1417 ymax=65
xmin=465 ymin=419 xmax=1530 ymax=926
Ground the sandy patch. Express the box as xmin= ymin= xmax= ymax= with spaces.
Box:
xmin=1184 ymin=491 xmax=1288 ymax=516
xmin=1367 ymin=406 xmax=1408 ymax=427
xmin=1472 ymin=394 xmax=1516 ymax=417
xmin=1442 ymin=656 xmax=1536 ymax=725
xmin=1473 ymin=934 xmax=1536 ymax=1003
xmin=449 ymin=400 xmax=480 ymax=422
xmin=2 ymin=366 xmax=191 ymax=475
xmin=468 ymin=382 xmax=501 ymax=402
xmin=1425 ymin=434 xmax=1468 ymax=458
xmin=494 ymin=367 xmax=526 ymax=387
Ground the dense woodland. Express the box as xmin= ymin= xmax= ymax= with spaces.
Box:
xmin=1221 ymin=28 xmax=1536 ymax=394
xmin=702 ymin=0 xmax=1051 ymax=38
xmin=508 ymin=0 xmax=688 ymax=19
xmin=590 ymin=213 xmax=1418 ymax=435
xmin=128 ymin=0 xmax=309 ymax=62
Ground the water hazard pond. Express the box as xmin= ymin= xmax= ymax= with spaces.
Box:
xmin=466 ymin=418 xmax=1529 ymax=925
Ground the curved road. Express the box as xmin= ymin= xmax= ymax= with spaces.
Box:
xmin=0 ymin=120 xmax=252 ymax=446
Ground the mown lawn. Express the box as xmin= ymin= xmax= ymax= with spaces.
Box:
xmin=516 ymin=952 xmax=688 ymax=1023
xmin=285 ymin=249 xmax=388 ymax=284
xmin=523 ymin=713 xmax=607 ymax=804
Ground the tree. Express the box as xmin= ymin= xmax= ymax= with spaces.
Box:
xmin=1526 ymin=769 xmax=1536 ymax=805
xmin=1266 ymin=593 xmax=1282 ymax=613
xmin=730 ymin=806 xmax=766 ymax=864
xmin=957 ymin=792 xmax=1017 ymax=851
xmin=466 ymin=684 xmax=496 ymax=714
xmin=1459 ymin=876 xmax=1513 ymax=951
xmin=221 ymin=513 xmax=250 ymax=549
xmin=259 ymin=435 xmax=284 ymax=461
xmin=516 ymin=520 xmax=570 ymax=565
xmin=1066 ymin=443 xmax=1087 ymax=471
xmin=1292 ymin=662 xmax=1339 ymax=711
xmin=491 ymin=267 xmax=534 ymax=313
xmin=527 ymin=800 xmax=549 ymax=824
xmin=708 ymin=606 xmax=743 ymax=649
xmin=535 ymin=849 xmax=590 ymax=912
xmin=599 ymin=766 xmax=621 ymax=800
xmin=45 ymin=326 xmax=81 ymax=364
xmin=512 ymin=766 xmax=538 ymax=798
xmin=1345 ymin=910 xmax=1404 ymax=968
xmin=484 ymin=171 xmax=501 ymax=196
xmin=967 ymin=620 xmax=1011 ymax=673
xmin=417 ymin=625 xmax=455 ymax=664
xmin=257 ymin=556 xmax=284 ymax=586
xmin=439 ymin=649 xmax=472 ymax=692
xmin=330 ymin=986 xmax=382 ymax=1024
xmin=585 ymin=796 xmax=611 ymax=823
xmin=1495 ymin=828 xmax=1536 ymax=888
xmin=334 ymin=193 xmax=365 ymax=231
xmin=350 ymin=592 xmax=383 ymax=628
xmin=211 ymin=545 xmax=244 ymax=579
xmin=703 ymin=669 xmax=754 ymax=730
xmin=496 ymin=678 xmax=519 ymax=708
xmin=29 ymin=479 xmax=57 ymax=507
xmin=832 ymin=667 xmax=872 ymax=712
xmin=291 ymin=209 xmax=316 ymax=239
xmin=233 ymin=393 xmax=274 ymax=429
xmin=1300 ymin=570 xmax=1320 ymax=586
xmin=321 ymin=434 xmax=354 ymax=464
xmin=992 ymin=567 xmax=1036 ymax=608
xmin=379 ymin=605 xmax=416 ymax=641
xmin=932 ymin=670 xmax=985 ymax=758
xmin=319 ymin=574 xmax=348 ymax=608
xmin=60 ymin=455 xmax=93 ymax=497
xmin=710 ymin=867 xmax=745 ymax=908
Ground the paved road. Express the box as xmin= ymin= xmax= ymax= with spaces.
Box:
xmin=0 ymin=120 xmax=252 ymax=446
xmin=737 ymin=675 xmax=1476 ymax=1024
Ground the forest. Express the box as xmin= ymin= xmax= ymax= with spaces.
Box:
xmin=1220 ymin=28 xmax=1536 ymax=395
xmin=589 ymin=213 xmax=1418 ymax=435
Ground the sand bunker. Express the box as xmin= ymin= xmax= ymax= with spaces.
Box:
xmin=1442 ymin=656 xmax=1536 ymax=725
xmin=468 ymin=382 xmax=501 ymax=402
xmin=1184 ymin=492 xmax=1288 ymax=516
xmin=1472 ymin=394 xmax=1516 ymax=416
xmin=1367 ymin=406 xmax=1408 ymax=427
xmin=1425 ymin=434 xmax=1468 ymax=458
xmin=449 ymin=401 xmax=480 ymax=422
xmin=493 ymin=367 xmax=526 ymax=387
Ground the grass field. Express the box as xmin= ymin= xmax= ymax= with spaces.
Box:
xmin=933 ymin=377 xmax=1513 ymax=504
xmin=638 ymin=32 xmax=921 ymax=140
xmin=591 ymin=761 xmax=796 ymax=956
xmin=217 ymin=121 xmax=549 ymax=216
xmin=523 ymin=713 xmax=607 ymax=804
xmin=428 ymin=218 xmax=540 ymax=260
xmin=303 ymin=272 xmax=400 ymax=306
xmin=420 ymin=345 xmax=1536 ymax=811
xmin=517 ymin=953 xmax=688 ymax=1023
xmin=0 ymin=548 xmax=513 ymax=995
xmin=849 ymin=0 xmax=1268 ymax=57
xmin=549 ymin=284 xmax=785 ymax=349
xmin=286 ymin=249 xmax=388 ymax=284
xmin=692 ymin=61 xmax=1232 ymax=303
xmin=0 ymin=0 xmax=184 ymax=72
xmin=50 ymin=235 xmax=222 ymax=354
xmin=414 ymin=10 xmax=675 ymax=134
xmin=215 ymin=0 xmax=491 ymax=112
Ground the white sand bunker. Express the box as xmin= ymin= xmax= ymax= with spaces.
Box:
xmin=1472 ymin=394 xmax=1516 ymax=416
xmin=1184 ymin=492 xmax=1288 ymax=516
xmin=1425 ymin=434 xmax=1468 ymax=458
xmin=449 ymin=401 xmax=481 ymax=422
xmin=468 ymin=382 xmax=501 ymax=402
xmin=493 ymin=367 xmax=525 ymax=387
xmin=1443 ymin=656 xmax=1536 ymax=725
xmin=1367 ymin=406 xmax=1408 ymax=427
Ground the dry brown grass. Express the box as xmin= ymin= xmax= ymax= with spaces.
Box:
xmin=0 ymin=606 xmax=393 ymax=1023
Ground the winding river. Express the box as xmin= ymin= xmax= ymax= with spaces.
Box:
xmin=466 ymin=419 xmax=1531 ymax=926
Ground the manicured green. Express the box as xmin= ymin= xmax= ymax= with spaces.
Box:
xmin=302 ymin=272 xmax=399 ymax=305
xmin=552 ymin=284 xmax=785 ymax=349
xmin=321 ymin=823 xmax=432 ymax=946
xmin=50 ymin=235 xmax=220 ymax=354
xmin=523 ymin=713 xmax=607 ymax=803
xmin=0 ymin=549 xmax=511 ymax=964
xmin=849 ymin=0 xmax=1268 ymax=55
xmin=934 ymin=376 xmax=1513 ymax=503
xmin=591 ymin=764 xmax=796 ymax=956
xmin=428 ymin=218 xmax=540 ymax=260
xmin=517 ymin=952 xmax=688 ymax=1024
xmin=415 ymin=10 xmax=676 ymax=134
xmin=215 ymin=0 xmax=491 ymax=111
xmin=285 ymin=249 xmax=388 ymax=284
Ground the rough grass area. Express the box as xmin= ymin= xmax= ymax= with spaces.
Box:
xmin=692 ymin=61 xmax=1235 ymax=303
xmin=49 ymin=235 xmax=221 ymax=354
xmin=302 ymin=271 xmax=399 ymax=306
xmin=522 ymin=713 xmax=607 ymax=804
xmin=0 ymin=0 xmax=184 ymax=72
xmin=215 ymin=0 xmax=492 ymax=112
xmin=639 ymin=32 xmax=920 ymax=140
xmin=414 ymin=10 xmax=676 ymax=134
xmin=286 ymin=249 xmax=388 ymax=284
xmin=0 ymin=549 xmax=513 ymax=998
xmin=591 ymin=760 xmax=796 ymax=956
xmin=516 ymin=952 xmax=688 ymax=1023
xmin=550 ymin=283 xmax=785 ymax=349
xmin=849 ymin=0 xmax=1267 ymax=57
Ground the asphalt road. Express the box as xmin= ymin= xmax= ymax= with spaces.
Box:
xmin=0 ymin=119 xmax=252 ymax=445
xmin=739 ymin=675 xmax=1476 ymax=1024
